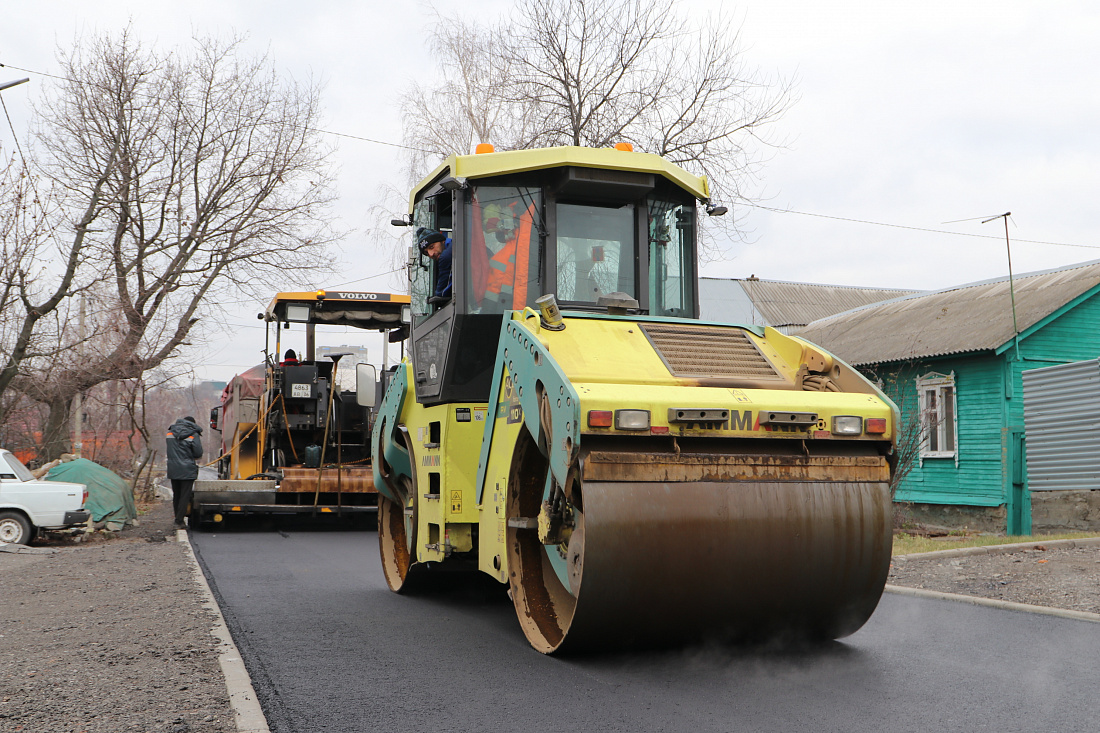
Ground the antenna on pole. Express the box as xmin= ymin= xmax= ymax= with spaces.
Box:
xmin=982 ymin=212 xmax=1020 ymax=359
xmin=0 ymin=77 xmax=30 ymax=170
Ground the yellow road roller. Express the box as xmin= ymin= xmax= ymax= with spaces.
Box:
xmin=373 ymin=144 xmax=896 ymax=653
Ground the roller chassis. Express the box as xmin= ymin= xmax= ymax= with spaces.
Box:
xmin=374 ymin=309 xmax=896 ymax=653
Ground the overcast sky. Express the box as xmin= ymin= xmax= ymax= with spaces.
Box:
xmin=4 ymin=1 xmax=1098 ymax=383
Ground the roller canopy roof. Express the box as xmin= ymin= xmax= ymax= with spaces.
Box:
xmin=409 ymin=146 xmax=711 ymax=210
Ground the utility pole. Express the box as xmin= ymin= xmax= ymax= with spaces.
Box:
xmin=72 ymin=293 xmax=86 ymax=457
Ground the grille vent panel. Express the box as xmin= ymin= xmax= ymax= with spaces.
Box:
xmin=642 ymin=323 xmax=781 ymax=380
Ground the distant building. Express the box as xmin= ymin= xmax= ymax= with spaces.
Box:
xmin=699 ymin=276 xmax=919 ymax=333
xmin=798 ymin=259 xmax=1100 ymax=534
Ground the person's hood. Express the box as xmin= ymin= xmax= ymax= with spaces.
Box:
xmin=169 ymin=417 xmax=202 ymax=439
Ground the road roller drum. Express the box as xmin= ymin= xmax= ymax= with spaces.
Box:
xmin=508 ymin=440 xmax=892 ymax=652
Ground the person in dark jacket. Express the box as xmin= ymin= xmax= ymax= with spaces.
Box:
xmin=418 ymin=227 xmax=452 ymax=303
xmin=166 ymin=416 xmax=204 ymax=528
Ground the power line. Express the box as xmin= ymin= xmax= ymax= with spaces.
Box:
xmin=749 ymin=203 xmax=1097 ymax=250
xmin=0 ymin=61 xmax=437 ymax=154
xmin=0 ymin=95 xmax=28 ymax=168
xmin=305 ymin=126 xmax=432 ymax=153
xmin=327 ymin=267 xmax=405 ymax=289
xmin=7 ymin=62 xmax=1096 ymax=253
xmin=0 ymin=63 xmax=66 ymax=83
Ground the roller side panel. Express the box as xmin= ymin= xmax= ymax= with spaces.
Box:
xmin=372 ymin=362 xmax=412 ymax=504
xmin=372 ymin=358 xmax=490 ymax=569
xmin=476 ymin=309 xmax=580 ymax=502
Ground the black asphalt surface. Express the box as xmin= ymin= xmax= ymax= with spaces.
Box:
xmin=191 ymin=524 xmax=1100 ymax=733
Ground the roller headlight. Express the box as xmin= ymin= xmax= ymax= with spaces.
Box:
xmin=615 ymin=410 xmax=651 ymax=431
xmin=832 ymin=416 xmax=863 ymax=435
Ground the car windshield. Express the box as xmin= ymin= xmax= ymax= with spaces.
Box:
xmin=3 ymin=453 xmax=35 ymax=481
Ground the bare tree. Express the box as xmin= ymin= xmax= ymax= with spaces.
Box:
xmin=400 ymin=15 xmax=537 ymax=181
xmin=15 ymin=28 xmax=339 ymax=460
xmin=0 ymin=152 xmax=102 ymax=422
xmin=400 ymin=0 xmax=794 ymax=243
xmin=860 ymin=359 xmax=952 ymax=533
xmin=92 ymin=370 xmax=208 ymax=497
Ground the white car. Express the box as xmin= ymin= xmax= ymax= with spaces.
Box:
xmin=0 ymin=448 xmax=90 ymax=544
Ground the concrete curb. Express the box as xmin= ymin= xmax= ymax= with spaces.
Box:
xmin=894 ymin=536 xmax=1100 ymax=561
xmin=884 ymin=584 xmax=1100 ymax=624
xmin=177 ymin=529 xmax=271 ymax=733
xmin=0 ymin=541 xmax=56 ymax=554
xmin=888 ymin=538 xmax=1100 ymax=624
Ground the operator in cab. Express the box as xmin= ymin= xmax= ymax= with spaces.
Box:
xmin=418 ymin=227 xmax=451 ymax=305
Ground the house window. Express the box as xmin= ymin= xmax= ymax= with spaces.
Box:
xmin=916 ymin=372 xmax=958 ymax=461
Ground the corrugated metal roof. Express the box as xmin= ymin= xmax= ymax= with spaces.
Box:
xmin=699 ymin=277 xmax=918 ymax=328
xmin=796 ymin=260 xmax=1100 ymax=366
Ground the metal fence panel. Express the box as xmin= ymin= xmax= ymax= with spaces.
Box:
xmin=1023 ymin=359 xmax=1100 ymax=490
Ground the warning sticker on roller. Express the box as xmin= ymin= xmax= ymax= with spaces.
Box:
xmin=730 ymin=389 xmax=752 ymax=403
xmin=450 ymin=490 xmax=462 ymax=514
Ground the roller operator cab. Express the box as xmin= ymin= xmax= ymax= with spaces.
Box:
xmin=373 ymin=145 xmax=898 ymax=654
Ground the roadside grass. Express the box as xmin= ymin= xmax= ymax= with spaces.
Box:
xmin=893 ymin=530 xmax=1100 ymax=556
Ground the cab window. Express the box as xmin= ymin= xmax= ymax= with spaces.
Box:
xmin=409 ymin=192 xmax=454 ymax=321
xmin=555 ymin=203 xmax=635 ymax=305
xmin=465 ymin=186 xmax=542 ymax=314
xmin=409 ymin=197 xmax=434 ymax=323
xmin=647 ymin=200 xmax=695 ymax=317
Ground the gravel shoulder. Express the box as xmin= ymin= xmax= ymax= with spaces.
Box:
xmin=888 ymin=541 xmax=1100 ymax=615
xmin=4 ymin=499 xmax=1099 ymax=732
xmin=0 ymin=500 xmax=235 ymax=733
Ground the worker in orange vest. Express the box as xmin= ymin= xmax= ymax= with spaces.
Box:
xmin=482 ymin=202 xmax=535 ymax=309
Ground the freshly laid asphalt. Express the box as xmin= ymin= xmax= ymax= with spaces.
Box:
xmin=191 ymin=524 xmax=1100 ymax=733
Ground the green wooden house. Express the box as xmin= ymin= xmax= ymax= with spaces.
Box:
xmin=797 ymin=260 xmax=1100 ymax=534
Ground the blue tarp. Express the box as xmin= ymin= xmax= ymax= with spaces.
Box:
xmin=46 ymin=458 xmax=137 ymax=525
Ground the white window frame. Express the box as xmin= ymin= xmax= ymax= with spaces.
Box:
xmin=916 ymin=371 xmax=959 ymax=466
